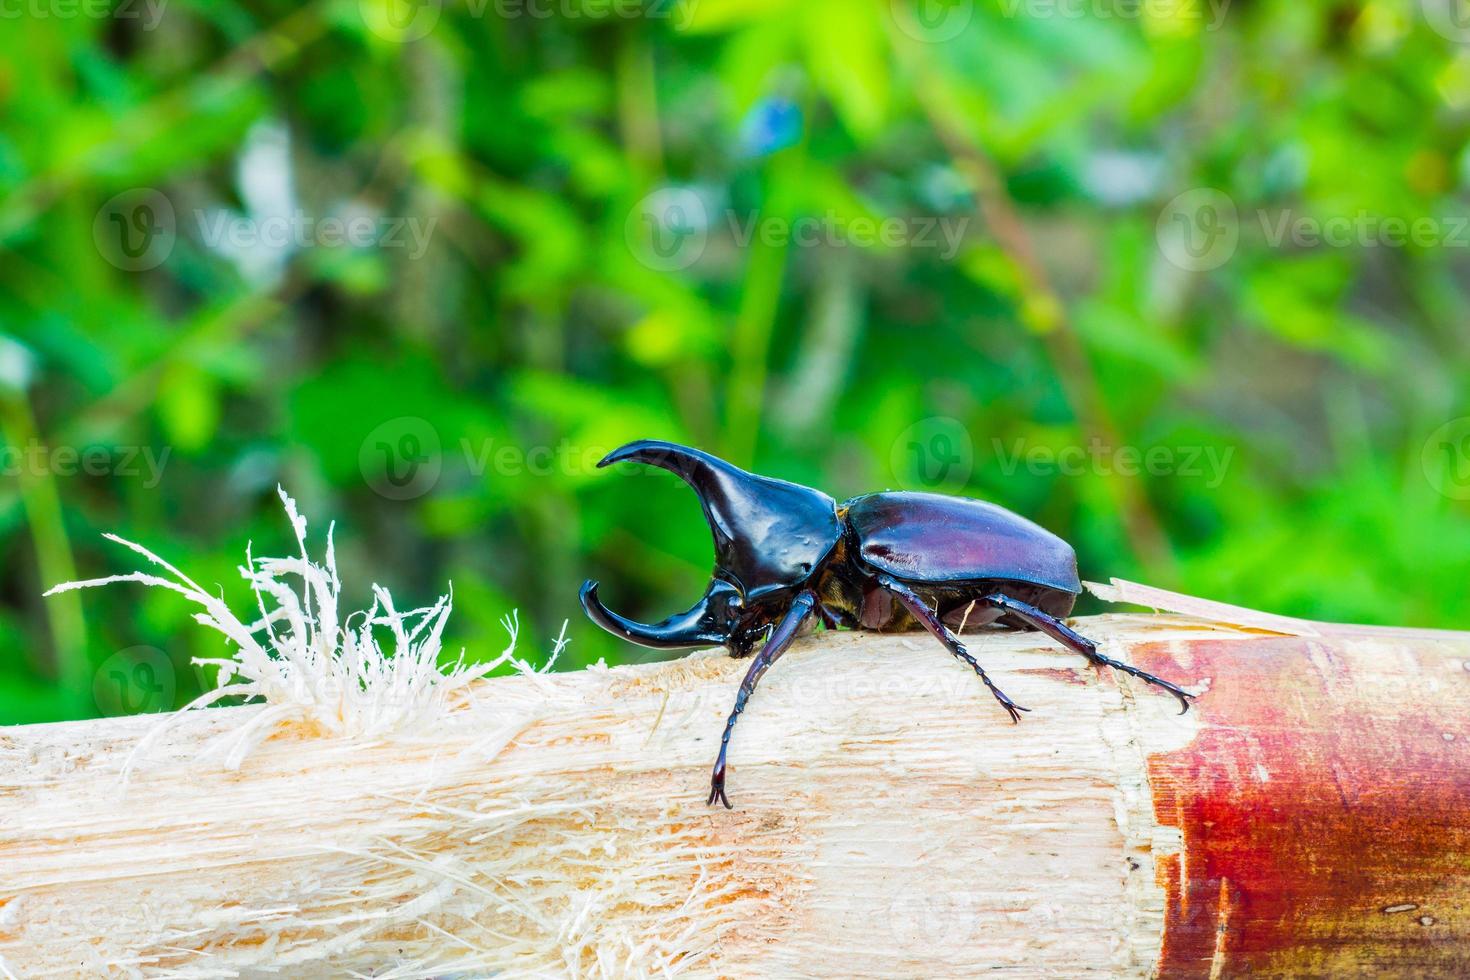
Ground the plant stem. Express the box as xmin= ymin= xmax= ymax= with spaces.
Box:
xmin=0 ymin=389 xmax=88 ymax=713
xmin=724 ymin=140 xmax=807 ymax=466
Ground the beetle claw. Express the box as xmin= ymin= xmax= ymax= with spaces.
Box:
xmin=707 ymin=780 xmax=732 ymax=809
xmin=708 ymin=755 xmax=733 ymax=809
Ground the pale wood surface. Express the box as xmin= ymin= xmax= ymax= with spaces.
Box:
xmin=1 ymin=613 xmax=1462 ymax=978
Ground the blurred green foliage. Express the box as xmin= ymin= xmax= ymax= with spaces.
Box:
xmin=1 ymin=0 xmax=1468 ymax=724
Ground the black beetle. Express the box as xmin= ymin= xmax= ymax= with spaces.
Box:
xmin=580 ymin=440 xmax=1193 ymax=808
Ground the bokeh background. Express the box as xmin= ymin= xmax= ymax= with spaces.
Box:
xmin=2 ymin=0 xmax=1469 ymax=724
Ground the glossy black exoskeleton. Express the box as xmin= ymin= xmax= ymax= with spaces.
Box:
xmin=580 ymin=440 xmax=1194 ymax=808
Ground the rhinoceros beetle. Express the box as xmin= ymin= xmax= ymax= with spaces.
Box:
xmin=580 ymin=440 xmax=1194 ymax=808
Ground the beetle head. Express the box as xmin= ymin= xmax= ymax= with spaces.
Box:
xmin=580 ymin=440 xmax=841 ymax=649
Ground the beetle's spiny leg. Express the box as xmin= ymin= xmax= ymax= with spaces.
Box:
xmin=875 ymin=573 xmax=1029 ymax=723
xmin=708 ymin=590 xmax=818 ymax=809
xmin=1083 ymin=648 xmax=1195 ymax=713
xmin=945 ymin=643 xmax=1029 ymax=722
xmin=982 ymin=593 xmax=1195 ymax=714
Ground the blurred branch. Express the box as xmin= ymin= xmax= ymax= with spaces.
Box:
xmin=724 ymin=137 xmax=809 ymax=465
xmin=771 ymin=248 xmax=863 ymax=439
xmin=616 ymin=29 xmax=666 ymax=182
xmin=394 ymin=37 xmax=462 ymax=345
xmin=614 ymin=33 xmax=720 ymax=448
xmin=886 ymin=28 xmax=1177 ymax=583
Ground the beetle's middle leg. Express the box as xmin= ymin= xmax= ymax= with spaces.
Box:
xmin=875 ymin=573 xmax=1029 ymax=723
xmin=981 ymin=593 xmax=1194 ymax=714
xmin=707 ymin=590 xmax=818 ymax=809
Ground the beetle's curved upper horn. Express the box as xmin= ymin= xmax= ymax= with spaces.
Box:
xmin=579 ymin=578 xmax=737 ymax=649
xmin=596 ymin=440 xmax=842 ymax=601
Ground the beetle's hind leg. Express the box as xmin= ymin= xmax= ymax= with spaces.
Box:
xmin=875 ymin=574 xmax=1029 ymax=723
xmin=982 ymin=593 xmax=1195 ymax=714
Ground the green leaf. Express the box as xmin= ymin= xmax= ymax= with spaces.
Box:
xmin=800 ymin=0 xmax=889 ymax=140
xmin=156 ymin=361 xmax=220 ymax=453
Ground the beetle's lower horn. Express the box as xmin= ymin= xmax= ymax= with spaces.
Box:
xmin=579 ymin=580 xmax=731 ymax=650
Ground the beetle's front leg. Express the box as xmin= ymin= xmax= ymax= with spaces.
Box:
xmin=875 ymin=573 xmax=1029 ymax=723
xmin=708 ymin=590 xmax=818 ymax=809
xmin=982 ymin=593 xmax=1195 ymax=713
